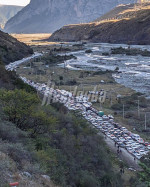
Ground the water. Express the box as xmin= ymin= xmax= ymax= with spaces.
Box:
xmin=59 ymin=43 xmax=150 ymax=96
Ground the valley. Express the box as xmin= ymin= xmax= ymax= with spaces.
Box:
xmin=12 ymin=34 xmax=150 ymax=157
xmin=1 ymin=0 xmax=150 ymax=186
xmin=49 ymin=3 xmax=150 ymax=45
xmin=5 ymin=34 xmax=150 ymax=186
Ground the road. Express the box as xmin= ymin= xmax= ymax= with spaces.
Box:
xmin=99 ymin=132 xmax=141 ymax=171
xmin=6 ymin=49 xmax=146 ymax=172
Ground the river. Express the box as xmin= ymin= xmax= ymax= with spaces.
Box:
xmin=60 ymin=43 xmax=150 ymax=97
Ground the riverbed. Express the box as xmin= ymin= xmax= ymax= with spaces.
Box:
xmin=60 ymin=43 xmax=150 ymax=97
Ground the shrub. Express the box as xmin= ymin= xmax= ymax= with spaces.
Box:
xmin=0 ymin=120 xmax=27 ymax=143
xmin=85 ymin=49 xmax=93 ymax=54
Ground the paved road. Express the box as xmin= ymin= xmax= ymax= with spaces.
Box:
xmin=99 ymin=132 xmax=141 ymax=171
xmin=6 ymin=52 xmax=142 ymax=171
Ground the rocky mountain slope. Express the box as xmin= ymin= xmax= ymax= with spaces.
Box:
xmin=94 ymin=4 xmax=135 ymax=22
xmin=0 ymin=30 xmax=33 ymax=64
xmin=49 ymin=4 xmax=150 ymax=45
xmin=4 ymin=0 xmax=135 ymax=33
xmin=0 ymin=4 xmax=23 ymax=29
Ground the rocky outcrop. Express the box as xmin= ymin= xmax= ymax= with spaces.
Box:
xmin=4 ymin=0 xmax=135 ymax=33
xmin=49 ymin=8 xmax=150 ymax=45
xmin=0 ymin=30 xmax=33 ymax=64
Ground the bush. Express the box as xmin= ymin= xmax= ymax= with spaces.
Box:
xmin=0 ymin=142 xmax=31 ymax=166
xmin=66 ymin=79 xmax=77 ymax=85
xmin=85 ymin=49 xmax=93 ymax=54
xmin=111 ymin=103 xmax=123 ymax=110
xmin=0 ymin=120 xmax=27 ymax=143
xmin=102 ymin=52 xmax=109 ymax=56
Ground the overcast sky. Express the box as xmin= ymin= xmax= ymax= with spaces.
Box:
xmin=0 ymin=0 xmax=30 ymax=6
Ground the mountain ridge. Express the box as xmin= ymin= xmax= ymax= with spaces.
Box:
xmin=0 ymin=4 xmax=23 ymax=29
xmin=4 ymin=0 xmax=135 ymax=33
xmin=49 ymin=4 xmax=150 ymax=45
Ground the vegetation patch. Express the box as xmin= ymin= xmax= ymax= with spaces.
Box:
xmin=42 ymin=53 xmax=77 ymax=65
xmin=111 ymin=47 xmax=150 ymax=57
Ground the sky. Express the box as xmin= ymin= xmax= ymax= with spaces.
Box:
xmin=0 ymin=0 xmax=30 ymax=6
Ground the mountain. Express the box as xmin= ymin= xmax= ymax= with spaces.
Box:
xmin=4 ymin=0 xmax=135 ymax=33
xmin=49 ymin=3 xmax=150 ymax=45
xmin=94 ymin=4 xmax=136 ymax=22
xmin=0 ymin=4 xmax=23 ymax=29
xmin=0 ymin=30 xmax=33 ymax=64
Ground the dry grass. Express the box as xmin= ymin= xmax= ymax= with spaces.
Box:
xmin=16 ymin=62 xmax=134 ymax=113
xmin=11 ymin=33 xmax=58 ymax=46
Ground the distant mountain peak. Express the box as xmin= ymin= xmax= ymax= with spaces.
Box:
xmin=0 ymin=4 xmax=23 ymax=30
xmin=5 ymin=0 xmax=135 ymax=33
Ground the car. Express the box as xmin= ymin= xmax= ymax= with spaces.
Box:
xmin=138 ymin=150 xmax=147 ymax=156
xmin=108 ymin=115 xmax=114 ymax=119
xmin=110 ymin=135 xmax=116 ymax=139
xmin=109 ymin=119 xmax=114 ymax=123
xmin=137 ymin=138 xmax=144 ymax=144
xmin=98 ymin=126 xmax=103 ymax=130
xmin=125 ymin=145 xmax=130 ymax=150
xmin=131 ymin=134 xmax=140 ymax=140
xmin=132 ymin=145 xmax=139 ymax=150
xmin=134 ymin=153 xmax=142 ymax=159
xmin=92 ymin=122 xmax=98 ymax=126
xmin=119 ymin=137 xmax=126 ymax=142
xmin=147 ymin=145 xmax=150 ymax=150
xmin=144 ymin=142 xmax=150 ymax=146
xmin=102 ymin=115 xmax=109 ymax=120
xmin=127 ymin=147 xmax=133 ymax=153
xmin=114 ymin=138 xmax=119 ymax=142
xmin=119 ymin=143 xmax=125 ymax=148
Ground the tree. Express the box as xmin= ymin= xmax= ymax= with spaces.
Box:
xmin=0 ymin=89 xmax=39 ymax=129
xmin=30 ymin=110 xmax=57 ymax=136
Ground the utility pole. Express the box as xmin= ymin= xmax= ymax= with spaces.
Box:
xmin=81 ymin=81 xmax=83 ymax=92
xmin=145 ymin=113 xmax=147 ymax=130
xmin=40 ymin=73 xmax=41 ymax=81
xmin=123 ymin=104 xmax=125 ymax=119
xmin=100 ymin=101 xmax=102 ymax=110
xmin=138 ymin=100 xmax=140 ymax=117
xmin=110 ymin=91 xmax=112 ymax=106
xmin=70 ymin=86 xmax=72 ymax=93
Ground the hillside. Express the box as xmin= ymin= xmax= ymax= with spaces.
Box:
xmin=94 ymin=2 xmax=150 ymax=22
xmin=0 ymin=4 xmax=23 ymax=29
xmin=0 ymin=62 xmax=123 ymax=186
xmin=49 ymin=4 xmax=150 ymax=45
xmin=94 ymin=4 xmax=135 ymax=22
xmin=0 ymin=30 xmax=33 ymax=64
xmin=4 ymin=0 xmax=135 ymax=33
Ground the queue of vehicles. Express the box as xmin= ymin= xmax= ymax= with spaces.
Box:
xmin=6 ymin=58 xmax=150 ymax=160
xmin=19 ymin=77 xmax=150 ymax=160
